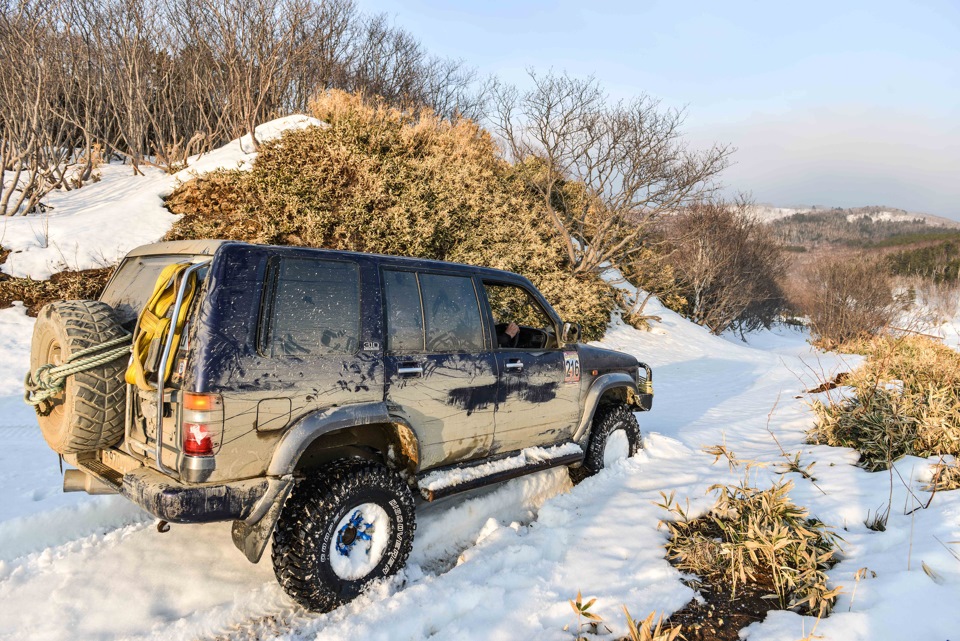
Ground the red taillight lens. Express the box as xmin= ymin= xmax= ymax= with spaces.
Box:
xmin=183 ymin=422 xmax=213 ymax=455
xmin=181 ymin=392 xmax=222 ymax=456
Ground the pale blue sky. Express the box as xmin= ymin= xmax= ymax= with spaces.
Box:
xmin=361 ymin=0 xmax=960 ymax=219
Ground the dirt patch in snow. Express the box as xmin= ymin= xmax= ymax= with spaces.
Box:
xmin=666 ymin=574 xmax=780 ymax=641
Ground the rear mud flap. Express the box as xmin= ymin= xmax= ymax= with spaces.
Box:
xmin=231 ymin=480 xmax=294 ymax=563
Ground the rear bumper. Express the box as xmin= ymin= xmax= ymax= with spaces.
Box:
xmin=120 ymin=467 xmax=269 ymax=524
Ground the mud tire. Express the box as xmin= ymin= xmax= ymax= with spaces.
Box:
xmin=570 ymin=403 xmax=642 ymax=483
xmin=30 ymin=300 xmax=128 ymax=454
xmin=272 ymin=459 xmax=416 ymax=612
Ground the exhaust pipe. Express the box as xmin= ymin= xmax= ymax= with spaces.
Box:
xmin=63 ymin=469 xmax=118 ymax=495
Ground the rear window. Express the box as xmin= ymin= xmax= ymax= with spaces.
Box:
xmin=264 ymin=258 xmax=360 ymax=357
xmin=100 ymin=255 xmax=208 ymax=324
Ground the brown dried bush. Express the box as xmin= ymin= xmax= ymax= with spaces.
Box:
xmin=659 ymin=479 xmax=840 ymax=617
xmin=166 ymin=90 xmax=614 ymax=339
xmin=798 ymin=256 xmax=898 ymax=349
xmin=0 ymin=267 xmax=113 ymax=316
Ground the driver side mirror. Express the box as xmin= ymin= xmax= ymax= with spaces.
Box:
xmin=561 ymin=321 xmax=581 ymax=344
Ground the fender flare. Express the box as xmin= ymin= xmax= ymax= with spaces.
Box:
xmin=572 ymin=373 xmax=640 ymax=445
xmin=233 ymin=402 xmax=421 ymax=563
xmin=267 ymin=402 xmax=401 ymax=476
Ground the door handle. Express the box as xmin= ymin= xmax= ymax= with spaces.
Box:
xmin=398 ymin=363 xmax=424 ymax=376
xmin=505 ymin=360 xmax=523 ymax=372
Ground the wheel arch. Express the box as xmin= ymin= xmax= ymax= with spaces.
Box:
xmin=572 ymin=373 xmax=641 ymax=445
xmin=267 ymin=403 xmax=421 ymax=477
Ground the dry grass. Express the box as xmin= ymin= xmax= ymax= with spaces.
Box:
xmin=659 ymin=479 xmax=840 ymax=617
xmin=0 ymin=267 xmax=113 ymax=316
xmin=809 ymin=335 xmax=960 ymax=472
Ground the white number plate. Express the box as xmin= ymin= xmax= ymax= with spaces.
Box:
xmin=563 ymin=351 xmax=581 ymax=384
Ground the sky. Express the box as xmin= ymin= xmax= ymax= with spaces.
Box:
xmin=360 ymin=0 xmax=960 ymax=220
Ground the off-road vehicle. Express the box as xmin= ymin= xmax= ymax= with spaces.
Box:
xmin=27 ymin=240 xmax=654 ymax=611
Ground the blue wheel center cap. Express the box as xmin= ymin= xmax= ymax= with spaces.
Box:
xmin=336 ymin=510 xmax=374 ymax=556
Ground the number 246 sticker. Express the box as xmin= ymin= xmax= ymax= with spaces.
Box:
xmin=563 ymin=351 xmax=581 ymax=383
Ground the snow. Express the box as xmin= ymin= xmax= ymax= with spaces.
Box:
xmin=845 ymin=211 xmax=925 ymax=224
xmin=172 ymin=115 xmax=326 ymax=183
xmin=0 ymin=123 xmax=958 ymax=640
xmin=1 ymin=115 xmax=326 ymax=280
xmin=419 ymin=442 xmax=583 ymax=493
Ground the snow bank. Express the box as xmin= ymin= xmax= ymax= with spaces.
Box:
xmin=0 ymin=115 xmax=326 ymax=280
xmin=172 ymin=115 xmax=326 ymax=183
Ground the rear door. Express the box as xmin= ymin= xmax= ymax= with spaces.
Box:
xmin=381 ymin=268 xmax=497 ymax=469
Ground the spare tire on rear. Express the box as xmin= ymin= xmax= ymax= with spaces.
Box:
xmin=30 ymin=300 xmax=129 ymax=454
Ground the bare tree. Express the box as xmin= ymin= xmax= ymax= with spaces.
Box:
xmin=657 ymin=199 xmax=787 ymax=334
xmin=800 ymin=255 xmax=898 ymax=348
xmin=491 ymin=70 xmax=732 ymax=276
xmin=0 ymin=0 xmax=484 ymax=214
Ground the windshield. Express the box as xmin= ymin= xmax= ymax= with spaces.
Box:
xmin=100 ymin=254 xmax=209 ymax=325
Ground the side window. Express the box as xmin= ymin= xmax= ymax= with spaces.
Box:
xmin=265 ymin=258 xmax=360 ymax=357
xmin=419 ymin=273 xmax=484 ymax=352
xmin=483 ymin=282 xmax=558 ymax=349
xmin=382 ymin=270 xmax=485 ymax=353
xmin=383 ymin=270 xmax=424 ymax=352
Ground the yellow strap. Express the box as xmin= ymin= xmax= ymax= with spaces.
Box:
xmin=125 ymin=262 xmax=199 ymax=391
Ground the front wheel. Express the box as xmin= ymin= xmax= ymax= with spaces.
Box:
xmin=571 ymin=403 xmax=642 ymax=483
xmin=272 ymin=459 xmax=416 ymax=612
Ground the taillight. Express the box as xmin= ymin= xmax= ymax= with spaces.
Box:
xmin=181 ymin=392 xmax=222 ymax=456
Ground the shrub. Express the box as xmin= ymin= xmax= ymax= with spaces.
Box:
xmin=659 ymin=479 xmax=840 ymax=616
xmin=809 ymin=335 xmax=960 ymax=471
xmin=799 ymin=256 xmax=898 ymax=349
xmin=0 ymin=267 xmax=113 ymax=316
xmin=652 ymin=200 xmax=787 ymax=334
xmin=166 ymin=91 xmax=614 ymax=339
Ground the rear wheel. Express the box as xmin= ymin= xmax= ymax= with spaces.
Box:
xmin=272 ymin=459 xmax=416 ymax=612
xmin=29 ymin=300 xmax=128 ymax=454
xmin=570 ymin=403 xmax=642 ymax=483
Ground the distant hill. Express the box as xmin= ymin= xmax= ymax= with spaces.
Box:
xmin=751 ymin=205 xmax=960 ymax=249
xmin=749 ymin=204 xmax=960 ymax=229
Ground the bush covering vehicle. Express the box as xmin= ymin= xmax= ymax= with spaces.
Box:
xmin=27 ymin=240 xmax=654 ymax=611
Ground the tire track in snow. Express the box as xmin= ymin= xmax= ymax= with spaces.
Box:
xmin=188 ymin=470 xmax=572 ymax=641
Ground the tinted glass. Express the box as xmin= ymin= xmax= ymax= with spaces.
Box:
xmin=100 ymin=255 xmax=208 ymax=324
xmin=419 ymin=273 xmax=484 ymax=352
xmin=383 ymin=270 xmax=424 ymax=352
xmin=267 ymin=259 xmax=359 ymax=357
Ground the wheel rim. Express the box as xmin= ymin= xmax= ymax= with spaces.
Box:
xmin=330 ymin=503 xmax=391 ymax=581
xmin=603 ymin=429 xmax=631 ymax=467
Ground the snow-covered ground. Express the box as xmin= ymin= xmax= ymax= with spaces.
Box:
xmin=0 ymin=122 xmax=958 ymax=640
xmin=0 ymin=115 xmax=323 ymax=280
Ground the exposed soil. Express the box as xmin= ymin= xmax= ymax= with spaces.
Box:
xmin=665 ymin=575 xmax=782 ymax=641
xmin=804 ymin=371 xmax=849 ymax=394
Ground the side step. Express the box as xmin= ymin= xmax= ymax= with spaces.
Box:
xmin=417 ymin=443 xmax=583 ymax=501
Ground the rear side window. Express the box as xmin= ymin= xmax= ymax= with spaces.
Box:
xmin=265 ymin=258 xmax=360 ymax=357
xmin=382 ymin=270 xmax=484 ymax=353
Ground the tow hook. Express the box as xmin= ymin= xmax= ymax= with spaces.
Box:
xmin=157 ymin=520 xmax=171 ymax=533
